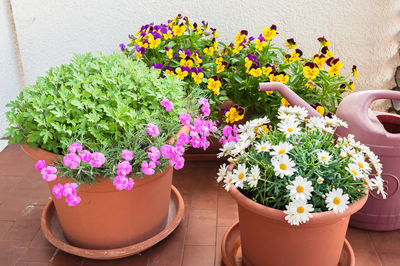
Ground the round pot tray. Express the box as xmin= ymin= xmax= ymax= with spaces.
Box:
xmin=221 ymin=221 xmax=355 ymax=266
xmin=41 ymin=185 xmax=184 ymax=260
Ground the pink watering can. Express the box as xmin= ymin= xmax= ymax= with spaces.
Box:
xmin=259 ymin=82 xmax=400 ymax=231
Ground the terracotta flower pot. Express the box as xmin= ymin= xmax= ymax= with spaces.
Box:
xmin=229 ymin=185 xmax=368 ymax=266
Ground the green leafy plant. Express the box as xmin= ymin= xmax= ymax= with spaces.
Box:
xmin=217 ymin=105 xmax=385 ymax=225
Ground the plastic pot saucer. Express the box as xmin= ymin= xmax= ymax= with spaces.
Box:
xmin=221 ymin=221 xmax=355 ymax=266
xmin=41 ymin=185 xmax=184 ymax=260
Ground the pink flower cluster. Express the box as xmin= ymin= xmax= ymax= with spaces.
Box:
xmin=147 ymin=123 xmax=160 ymax=137
xmin=219 ymin=125 xmax=239 ymax=145
xmin=63 ymin=142 xmax=106 ymax=169
xmin=160 ymin=98 xmax=174 ymax=111
xmin=35 ymin=160 xmax=57 ymax=182
xmin=113 ymin=150 xmax=135 ymax=191
xmin=52 ymin=182 xmax=81 ymax=206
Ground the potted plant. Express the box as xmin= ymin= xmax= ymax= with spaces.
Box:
xmin=3 ymin=52 xmax=216 ymax=249
xmin=217 ymin=105 xmax=386 ymax=266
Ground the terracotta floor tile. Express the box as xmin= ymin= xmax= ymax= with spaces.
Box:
xmin=82 ymin=250 xmax=149 ymax=266
xmin=0 ymin=240 xmax=28 ymax=266
xmin=31 ymin=228 xmax=54 ymax=248
xmin=148 ymin=223 xmax=186 ymax=266
xmin=191 ymin=185 xmax=218 ymax=210
xmin=370 ymin=230 xmax=400 ymax=252
xmin=217 ymin=189 xmax=238 ymax=227
xmin=346 ymin=227 xmax=375 ymax=251
xmin=0 ymin=144 xmax=36 ymax=176
xmin=182 ymin=245 xmax=215 ymax=266
xmin=0 ymin=175 xmax=23 ymax=193
xmin=353 ymin=248 xmax=382 ymax=266
xmin=50 ymin=250 xmax=83 ymax=266
xmin=19 ymin=246 xmax=56 ymax=262
xmin=215 ymin=226 xmax=228 ymax=266
xmin=0 ymin=195 xmax=38 ymax=221
xmin=377 ymin=250 xmax=400 ymax=266
xmin=185 ymin=209 xmax=217 ymax=246
xmin=15 ymin=262 xmax=49 ymax=266
xmin=0 ymin=220 xmax=14 ymax=240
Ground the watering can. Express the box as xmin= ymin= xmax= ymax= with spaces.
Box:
xmin=259 ymin=82 xmax=400 ymax=231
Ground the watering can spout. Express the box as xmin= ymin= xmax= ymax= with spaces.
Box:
xmin=259 ymin=82 xmax=322 ymax=118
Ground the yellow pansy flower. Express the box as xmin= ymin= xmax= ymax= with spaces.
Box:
xmin=303 ymin=62 xmax=320 ymax=79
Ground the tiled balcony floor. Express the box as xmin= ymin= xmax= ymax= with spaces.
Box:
xmin=0 ymin=144 xmax=400 ymax=265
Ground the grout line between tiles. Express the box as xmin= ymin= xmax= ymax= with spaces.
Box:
xmin=367 ymin=231 xmax=383 ymax=266
xmin=214 ymin=185 xmax=219 ymax=266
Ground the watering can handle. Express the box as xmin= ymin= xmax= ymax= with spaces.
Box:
xmin=359 ymin=90 xmax=400 ymax=112
xmin=259 ymin=82 xmax=322 ymax=118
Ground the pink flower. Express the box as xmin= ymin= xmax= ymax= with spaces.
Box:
xmin=141 ymin=161 xmax=155 ymax=175
xmin=198 ymin=98 xmax=210 ymax=117
xmin=66 ymin=195 xmax=81 ymax=206
xmin=160 ymin=98 xmax=174 ymax=111
xmin=35 ymin=160 xmax=46 ymax=171
xmin=179 ymin=113 xmax=191 ymax=125
xmin=68 ymin=142 xmax=83 ymax=153
xmin=117 ymin=161 xmax=132 ymax=176
xmin=173 ymin=145 xmax=185 ymax=156
xmin=146 ymin=123 xmax=159 ymax=137
xmin=113 ymin=175 xmax=129 ymax=191
xmin=160 ymin=144 xmax=174 ymax=159
xmin=63 ymin=183 xmax=78 ymax=197
xmin=148 ymin=146 xmax=160 ymax=162
xmin=41 ymin=166 xmax=57 ymax=182
xmin=79 ymin=150 xmax=92 ymax=163
xmin=126 ymin=178 xmax=134 ymax=190
xmin=176 ymin=132 xmax=190 ymax=146
xmin=170 ymin=155 xmax=185 ymax=170
xmin=190 ymin=132 xmax=202 ymax=148
xmin=90 ymin=152 xmax=106 ymax=168
xmin=63 ymin=153 xmax=81 ymax=169
xmin=121 ymin=149 xmax=134 ymax=161
xmin=52 ymin=183 xmax=64 ymax=199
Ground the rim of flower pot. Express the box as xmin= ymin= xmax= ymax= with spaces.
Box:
xmin=228 ymin=184 xmax=368 ymax=227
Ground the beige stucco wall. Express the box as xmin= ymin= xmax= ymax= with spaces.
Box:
xmin=1 ymin=0 xmax=400 ymax=132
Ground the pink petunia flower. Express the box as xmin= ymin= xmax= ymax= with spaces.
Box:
xmin=160 ymin=98 xmax=174 ymax=111
xmin=179 ymin=113 xmax=191 ymax=125
xmin=198 ymin=98 xmax=211 ymax=117
xmin=113 ymin=175 xmax=129 ymax=191
xmin=126 ymin=178 xmax=134 ymax=190
xmin=146 ymin=123 xmax=160 ymax=137
xmin=66 ymin=195 xmax=81 ymax=206
xmin=170 ymin=154 xmax=185 ymax=170
xmin=79 ymin=150 xmax=92 ymax=163
xmin=141 ymin=161 xmax=155 ymax=176
xmin=160 ymin=144 xmax=174 ymax=159
xmin=90 ymin=152 xmax=106 ymax=168
xmin=41 ymin=166 xmax=57 ymax=182
xmin=68 ymin=142 xmax=83 ymax=153
xmin=121 ymin=149 xmax=134 ymax=161
xmin=148 ymin=146 xmax=160 ymax=162
xmin=176 ymin=132 xmax=190 ymax=146
xmin=63 ymin=183 xmax=78 ymax=198
xmin=117 ymin=161 xmax=132 ymax=176
xmin=35 ymin=160 xmax=46 ymax=171
xmin=63 ymin=153 xmax=81 ymax=169
xmin=173 ymin=145 xmax=185 ymax=156
xmin=52 ymin=184 xmax=64 ymax=199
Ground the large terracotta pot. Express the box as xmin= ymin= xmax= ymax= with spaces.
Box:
xmin=229 ymin=185 xmax=368 ymax=266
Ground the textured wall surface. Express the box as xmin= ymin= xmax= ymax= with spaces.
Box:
xmin=0 ymin=0 xmax=22 ymax=135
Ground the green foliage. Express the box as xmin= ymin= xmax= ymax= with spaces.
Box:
xmin=4 ymin=52 xmax=198 ymax=183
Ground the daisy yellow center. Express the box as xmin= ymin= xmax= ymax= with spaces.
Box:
xmin=278 ymin=149 xmax=285 ymax=154
xmin=333 ymin=197 xmax=341 ymax=205
xmin=261 ymin=147 xmax=267 ymax=150
xmin=296 ymin=185 xmax=304 ymax=193
xmin=287 ymin=128 xmax=293 ymax=132
xmin=228 ymin=178 xmax=232 ymax=183
xmin=297 ymin=206 xmax=305 ymax=214
xmin=358 ymin=162 xmax=364 ymax=168
xmin=321 ymin=156 xmax=326 ymax=160
xmin=280 ymin=163 xmax=287 ymax=170
xmin=238 ymin=173 xmax=245 ymax=180
xmin=351 ymin=170 xmax=357 ymax=176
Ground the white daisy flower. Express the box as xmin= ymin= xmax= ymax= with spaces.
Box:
xmin=371 ymin=177 xmax=387 ymax=199
xmin=351 ymin=154 xmax=371 ymax=173
xmin=345 ymin=163 xmax=367 ymax=180
xmin=216 ymin=163 xmax=228 ymax=183
xmin=255 ymin=141 xmax=271 ymax=152
xmin=278 ymin=118 xmax=301 ymax=137
xmin=284 ymin=199 xmax=314 ymax=226
xmin=307 ymin=117 xmax=326 ymax=131
xmin=217 ymin=141 xmax=236 ymax=158
xmin=286 ymin=176 xmax=314 ymax=201
xmin=316 ymin=177 xmax=324 ymax=184
xmin=340 ymin=146 xmax=357 ymax=158
xmin=232 ymin=164 xmax=248 ymax=188
xmin=223 ymin=172 xmax=234 ymax=191
xmin=271 ymin=154 xmax=297 ymax=178
xmin=248 ymin=165 xmax=260 ymax=187
xmin=231 ymin=139 xmax=251 ymax=156
xmin=238 ymin=121 xmax=256 ymax=135
xmin=292 ymin=106 xmax=309 ymax=121
xmin=250 ymin=116 xmax=270 ymax=127
xmin=317 ymin=150 xmax=332 ymax=165
xmin=326 ymin=188 xmax=350 ymax=214
xmin=325 ymin=115 xmax=348 ymax=128
xmin=366 ymin=151 xmax=383 ymax=174
xmin=270 ymin=142 xmax=294 ymax=157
